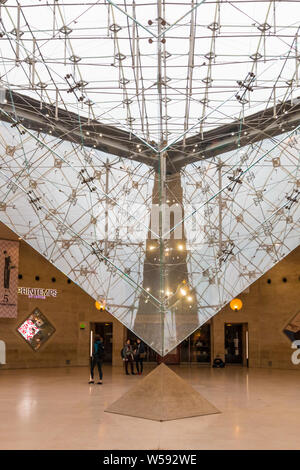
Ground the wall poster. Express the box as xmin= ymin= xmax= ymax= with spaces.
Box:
xmin=0 ymin=239 xmax=19 ymax=318
xmin=283 ymin=311 xmax=300 ymax=343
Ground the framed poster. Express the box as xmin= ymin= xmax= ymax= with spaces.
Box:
xmin=283 ymin=311 xmax=300 ymax=344
xmin=0 ymin=239 xmax=19 ymax=318
xmin=17 ymin=308 xmax=56 ymax=351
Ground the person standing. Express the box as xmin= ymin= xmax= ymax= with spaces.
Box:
xmin=89 ymin=335 xmax=104 ymax=384
xmin=134 ymin=338 xmax=146 ymax=375
xmin=122 ymin=339 xmax=135 ymax=375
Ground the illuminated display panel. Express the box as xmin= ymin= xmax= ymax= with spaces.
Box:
xmin=17 ymin=309 xmax=56 ymax=351
xmin=18 ymin=319 xmax=39 ymax=341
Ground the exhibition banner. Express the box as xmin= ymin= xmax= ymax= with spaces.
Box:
xmin=0 ymin=239 xmax=19 ymax=318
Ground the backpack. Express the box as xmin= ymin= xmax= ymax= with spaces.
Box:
xmin=93 ymin=341 xmax=105 ymax=359
xmin=212 ymin=357 xmax=225 ymax=368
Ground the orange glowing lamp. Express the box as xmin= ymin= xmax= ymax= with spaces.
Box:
xmin=95 ymin=300 xmax=105 ymax=311
xmin=230 ymin=298 xmax=243 ymax=312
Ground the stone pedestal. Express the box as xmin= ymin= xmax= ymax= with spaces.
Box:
xmin=105 ymin=363 xmax=220 ymax=421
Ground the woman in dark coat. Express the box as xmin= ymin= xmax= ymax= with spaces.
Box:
xmin=89 ymin=335 xmax=105 ymax=384
xmin=134 ymin=338 xmax=146 ymax=375
xmin=122 ymin=339 xmax=135 ymax=375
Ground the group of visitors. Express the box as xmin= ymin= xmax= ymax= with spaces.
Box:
xmin=121 ymin=338 xmax=146 ymax=375
xmin=88 ymin=335 xmax=146 ymax=384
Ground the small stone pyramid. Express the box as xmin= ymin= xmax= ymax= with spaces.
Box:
xmin=105 ymin=363 xmax=220 ymax=421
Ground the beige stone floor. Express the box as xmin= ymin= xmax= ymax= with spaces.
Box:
xmin=1 ymin=364 xmax=300 ymax=450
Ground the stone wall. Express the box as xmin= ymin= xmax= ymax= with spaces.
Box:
xmin=0 ymin=221 xmax=299 ymax=370
xmin=211 ymin=245 xmax=300 ymax=369
xmin=0 ymin=224 xmax=125 ymax=369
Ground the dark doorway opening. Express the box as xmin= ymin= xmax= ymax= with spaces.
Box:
xmin=225 ymin=323 xmax=248 ymax=365
xmin=180 ymin=323 xmax=211 ymax=363
xmin=90 ymin=322 xmax=113 ymax=363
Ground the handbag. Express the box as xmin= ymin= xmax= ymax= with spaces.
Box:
xmin=140 ymin=352 xmax=146 ymax=359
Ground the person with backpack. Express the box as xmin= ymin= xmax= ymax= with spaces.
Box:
xmin=122 ymin=339 xmax=135 ymax=375
xmin=134 ymin=338 xmax=146 ymax=375
xmin=89 ymin=335 xmax=105 ymax=384
xmin=212 ymin=356 xmax=225 ymax=368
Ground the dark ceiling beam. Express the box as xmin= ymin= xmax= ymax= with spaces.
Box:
xmin=0 ymin=89 xmax=299 ymax=174
xmin=0 ymin=89 xmax=157 ymax=168
xmin=167 ymin=98 xmax=300 ymax=172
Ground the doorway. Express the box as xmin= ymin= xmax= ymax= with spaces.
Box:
xmin=180 ymin=323 xmax=211 ymax=363
xmin=90 ymin=322 xmax=113 ymax=363
xmin=225 ymin=323 xmax=248 ymax=366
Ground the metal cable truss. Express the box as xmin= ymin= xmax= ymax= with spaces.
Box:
xmin=0 ymin=1 xmax=298 ymax=148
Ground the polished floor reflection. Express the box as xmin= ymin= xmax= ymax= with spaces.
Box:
xmin=1 ymin=365 xmax=300 ymax=450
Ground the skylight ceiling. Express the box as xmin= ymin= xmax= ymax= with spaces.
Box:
xmin=0 ymin=0 xmax=299 ymax=147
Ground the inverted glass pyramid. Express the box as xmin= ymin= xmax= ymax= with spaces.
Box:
xmin=0 ymin=118 xmax=299 ymax=355
xmin=0 ymin=1 xmax=299 ymax=355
